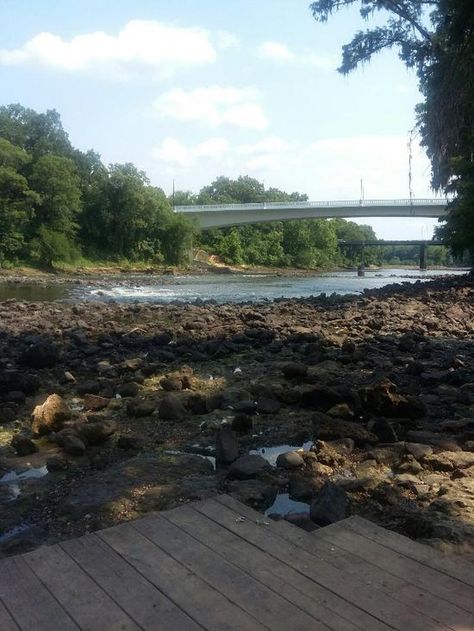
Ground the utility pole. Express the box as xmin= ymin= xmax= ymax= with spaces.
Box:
xmin=172 ymin=179 xmax=175 ymax=210
xmin=408 ymin=127 xmax=415 ymax=205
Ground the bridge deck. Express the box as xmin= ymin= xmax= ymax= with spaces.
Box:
xmin=1 ymin=495 xmax=473 ymax=630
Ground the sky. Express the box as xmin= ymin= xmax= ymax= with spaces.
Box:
xmin=0 ymin=0 xmax=443 ymax=239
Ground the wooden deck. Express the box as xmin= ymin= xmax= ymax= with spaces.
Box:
xmin=1 ymin=495 xmax=473 ymax=630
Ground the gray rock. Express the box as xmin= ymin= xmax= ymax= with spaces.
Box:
xmin=117 ymin=382 xmax=140 ymax=398
xmin=276 ymin=450 xmax=304 ymax=469
xmin=47 ymin=455 xmax=68 ymax=471
xmin=289 ymin=476 xmax=313 ymax=501
xmin=215 ymin=427 xmax=239 ymax=465
xmin=406 ymin=442 xmax=433 ymax=460
xmin=256 ymin=396 xmax=281 ymax=415
xmin=11 ymin=434 xmax=38 ymax=456
xmin=282 ymin=362 xmax=308 ymax=379
xmin=159 ymin=394 xmax=186 ymax=420
xmin=160 ymin=377 xmax=183 ymax=392
xmin=127 ymin=398 xmax=156 ymax=418
xmin=62 ymin=434 xmax=86 ymax=456
xmin=77 ymin=420 xmax=117 ymax=445
xmin=227 ymin=455 xmax=269 ymax=480
xmin=310 ymin=481 xmax=349 ymax=526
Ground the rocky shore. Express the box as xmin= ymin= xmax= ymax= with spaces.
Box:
xmin=1 ymin=275 xmax=474 ymax=559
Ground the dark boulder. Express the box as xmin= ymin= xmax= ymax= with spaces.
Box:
xmin=11 ymin=434 xmax=38 ymax=456
xmin=310 ymin=482 xmax=349 ymax=526
xmin=159 ymin=394 xmax=186 ymax=420
xmin=228 ymin=455 xmax=269 ymax=480
xmin=18 ymin=341 xmax=60 ymax=369
xmin=215 ymin=427 xmax=239 ymax=465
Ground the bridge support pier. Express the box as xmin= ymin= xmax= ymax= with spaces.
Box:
xmin=419 ymin=243 xmax=427 ymax=270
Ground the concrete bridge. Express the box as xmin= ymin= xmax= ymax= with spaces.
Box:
xmin=338 ymin=239 xmax=446 ymax=270
xmin=175 ymin=198 xmax=448 ymax=229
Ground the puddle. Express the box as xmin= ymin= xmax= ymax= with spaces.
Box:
xmin=0 ymin=466 xmax=48 ymax=500
xmin=250 ymin=441 xmax=313 ymax=466
xmin=265 ymin=493 xmax=310 ymax=517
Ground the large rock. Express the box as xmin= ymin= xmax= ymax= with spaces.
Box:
xmin=227 ymin=455 xmax=269 ymax=480
xmin=19 ymin=340 xmax=60 ymax=369
xmin=276 ymin=450 xmax=305 ymax=469
xmin=31 ymin=394 xmax=71 ymax=436
xmin=423 ymin=450 xmax=474 ymax=471
xmin=159 ymin=394 xmax=186 ymax=420
xmin=77 ymin=420 xmax=117 ymax=445
xmin=215 ymin=427 xmax=239 ymax=465
xmin=11 ymin=434 xmax=38 ymax=456
xmin=360 ymin=379 xmax=426 ymax=419
xmin=117 ymin=382 xmax=140 ymax=398
xmin=310 ymin=481 xmax=349 ymax=526
xmin=62 ymin=434 xmax=86 ymax=456
xmin=127 ymin=398 xmax=155 ymax=418
xmin=83 ymin=394 xmax=110 ymax=411
xmin=160 ymin=377 xmax=183 ymax=392
xmin=313 ymin=412 xmax=378 ymax=447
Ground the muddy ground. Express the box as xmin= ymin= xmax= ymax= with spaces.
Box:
xmin=1 ymin=275 xmax=473 ymax=559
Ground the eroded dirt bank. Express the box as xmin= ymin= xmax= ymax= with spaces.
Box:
xmin=1 ymin=275 xmax=473 ymax=558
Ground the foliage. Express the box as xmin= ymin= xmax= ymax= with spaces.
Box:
xmin=0 ymin=105 xmax=195 ymax=268
xmin=310 ymin=0 xmax=474 ymax=255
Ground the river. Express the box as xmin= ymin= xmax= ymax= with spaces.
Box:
xmin=0 ymin=268 xmax=468 ymax=303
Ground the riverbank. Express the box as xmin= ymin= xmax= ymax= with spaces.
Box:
xmin=1 ymin=275 xmax=474 ymax=558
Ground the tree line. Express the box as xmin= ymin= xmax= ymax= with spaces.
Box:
xmin=0 ymin=104 xmax=457 ymax=271
xmin=0 ymin=104 xmax=194 ymax=268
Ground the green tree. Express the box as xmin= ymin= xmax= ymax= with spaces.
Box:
xmin=0 ymin=104 xmax=72 ymax=159
xmin=29 ymin=154 xmax=82 ymax=239
xmin=310 ymin=0 xmax=474 ymax=254
xmin=0 ymin=140 xmax=39 ymax=264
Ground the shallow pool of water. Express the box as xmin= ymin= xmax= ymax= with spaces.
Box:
xmin=0 ymin=465 xmax=48 ymax=500
xmin=265 ymin=493 xmax=310 ymax=517
xmin=250 ymin=441 xmax=313 ymax=467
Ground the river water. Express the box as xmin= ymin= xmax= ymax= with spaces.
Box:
xmin=0 ymin=268 xmax=468 ymax=304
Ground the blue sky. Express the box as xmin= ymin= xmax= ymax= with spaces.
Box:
xmin=0 ymin=0 xmax=441 ymax=238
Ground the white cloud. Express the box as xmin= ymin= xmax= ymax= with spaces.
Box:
xmin=257 ymin=40 xmax=334 ymax=70
xmin=154 ymin=86 xmax=268 ymax=129
xmin=153 ymin=134 xmax=432 ymax=199
xmin=150 ymin=133 xmax=438 ymax=238
xmin=152 ymin=136 xmax=231 ymax=167
xmin=0 ymin=20 xmax=219 ymax=74
xmin=258 ymin=41 xmax=295 ymax=62
xmin=216 ymin=31 xmax=240 ymax=50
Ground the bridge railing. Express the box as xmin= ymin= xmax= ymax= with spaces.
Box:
xmin=175 ymin=198 xmax=449 ymax=213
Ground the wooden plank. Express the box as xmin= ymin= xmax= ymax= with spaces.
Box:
xmin=210 ymin=495 xmax=448 ymax=631
xmin=99 ymin=521 xmax=266 ymax=631
xmin=0 ymin=556 xmax=78 ymax=631
xmin=268 ymin=514 xmax=473 ymax=630
xmin=61 ymin=533 xmax=201 ymax=631
xmin=345 ymin=515 xmax=474 ymax=587
xmin=0 ymin=598 xmax=20 ymax=631
xmin=24 ymin=544 xmax=140 ymax=630
xmin=163 ymin=504 xmax=366 ymax=631
xmin=134 ymin=512 xmax=327 ymax=631
xmin=314 ymin=521 xmax=474 ymax=617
